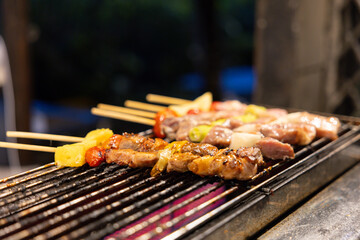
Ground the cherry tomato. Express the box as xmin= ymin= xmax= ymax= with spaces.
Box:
xmin=153 ymin=109 xmax=177 ymax=138
xmin=187 ymin=108 xmax=202 ymax=115
xmin=210 ymin=101 xmax=221 ymax=111
xmin=85 ymin=146 xmax=106 ymax=167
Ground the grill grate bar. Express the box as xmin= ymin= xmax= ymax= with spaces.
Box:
xmin=0 ymin=163 xmax=56 ymax=184
xmin=0 ymin=164 xmax=124 ymax=219
xmin=250 ymin=125 xmax=352 ymax=182
xmin=0 ymin=166 xmax=68 ymax=192
xmin=0 ymin=123 xmax=358 ymax=240
xmin=0 ymin=166 xmax=85 ymax=200
xmin=0 ymin=164 xmax=127 ymax=229
xmin=164 ymin=125 xmax=360 ymax=240
xmin=141 ymin=186 xmax=239 ymax=240
xmin=64 ymin=174 xmax=202 ymax=239
xmin=113 ymin=180 xmax=224 ymax=240
xmin=0 ymin=166 xmax=135 ymax=238
xmin=37 ymin=174 xmax=189 ymax=240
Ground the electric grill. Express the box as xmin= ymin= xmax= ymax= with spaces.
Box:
xmin=1 ymin=117 xmax=359 ymax=240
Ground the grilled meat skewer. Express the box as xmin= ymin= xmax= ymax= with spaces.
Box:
xmin=86 ymin=133 xmax=265 ymax=180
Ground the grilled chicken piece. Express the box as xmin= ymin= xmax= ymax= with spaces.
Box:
xmin=180 ymin=142 xmax=218 ymax=156
xmin=106 ymin=149 xmax=159 ymax=168
xmin=104 ymin=133 xmax=168 ymax=151
xmin=256 ymin=137 xmax=295 ymax=160
xmin=276 ymin=112 xmax=340 ymax=140
xmin=101 ymin=133 xmax=168 ymax=168
xmin=167 ymin=152 xmax=200 ymax=172
xmin=260 ymin=123 xmax=316 ymax=145
xmin=188 ymin=147 xmax=264 ymax=180
xmin=166 ymin=141 xmax=220 ymax=172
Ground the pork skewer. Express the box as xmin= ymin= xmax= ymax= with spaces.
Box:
xmin=3 ymin=131 xmax=265 ymax=181
xmin=99 ymin=133 xmax=265 ymax=180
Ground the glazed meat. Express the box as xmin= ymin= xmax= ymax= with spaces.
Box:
xmin=180 ymin=142 xmax=218 ymax=156
xmin=105 ymin=133 xmax=168 ymax=151
xmin=163 ymin=141 xmax=220 ymax=173
xmin=103 ymin=133 xmax=168 ymax=168
xmin=167 ymin=152 xmax=200 ymax=172
xmin=106 ymin=149 xmax=159 ymax=168
xmin=188 ymin=147 xmax=264 ymax=180
xmin=103 ymin=136 xmax=266 ymax=180
xmin=260 ymin=123 xmax=316 ymax=145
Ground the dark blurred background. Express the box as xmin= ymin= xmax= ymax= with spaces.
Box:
xmin=1 ymin=0 xmax=360 ymax=168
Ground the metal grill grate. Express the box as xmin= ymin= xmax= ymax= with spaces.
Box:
xmin=0 ymin=124 xmax=359 ymax=240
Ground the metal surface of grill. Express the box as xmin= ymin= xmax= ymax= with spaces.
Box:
xmin=0 ymin=123 xmax=359 ymax=240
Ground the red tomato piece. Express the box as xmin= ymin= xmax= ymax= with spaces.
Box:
xmin=187 ymin=108 xmax=202 ymax=115
xmin=153 ymin=109 xmax=177 ymax=138
xmin=210 ymin=101 xmax=221 ymax=111
xmin=85 ymin=146 xmax=106 ymax=167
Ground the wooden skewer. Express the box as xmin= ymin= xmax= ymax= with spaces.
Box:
xmin=124 ymin=100 xmax=167 ymax=112
xmin=97 ymin=103 xmax=156 ymax=119
xmin=91 ymin=107 xmax=155 ymax=126
xmin=0 ymin=142 xmax=56 ymax=153
xmin=146 ymin=94 xmax=191 ymax=105
xmin=7 ymin=131 xmax=84 ymax=142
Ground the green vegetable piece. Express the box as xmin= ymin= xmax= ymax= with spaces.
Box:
xmin=189 ymin=125 xmax=212 ymax=142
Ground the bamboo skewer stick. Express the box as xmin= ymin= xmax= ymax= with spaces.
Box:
xmin=146 ymin=94 xmax=191 ymax=105
xmin=92 ymin=107 xmax=155 ymax=126
xmin=0 ymin=142 xmax=56 ymax=153
xmin=7 ymin=131 xmax=84 ymax=142
xmin=124 ymin=100 xmax=167 ymax=112
xmin=97 ymin=103 xmax=156 ymax=118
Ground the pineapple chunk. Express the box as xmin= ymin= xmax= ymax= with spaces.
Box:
xmin=233 ymin=113 xmax=257 ymax=123
xmin=169 ymin=92 xmax=212 ymax=116
xmin=245 ymin=105 xmax=266 ymax=116
xmin=84 ymin=128 xmax=114 ymax=146
xmin=55 ymin=139 xmax=97 ymax=167
xmin=54 ymin=129 xmax=113 ymax=167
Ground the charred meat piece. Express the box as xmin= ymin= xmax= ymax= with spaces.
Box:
xmin=106 ymin=149 xmax=159 ymax=168
xmin=104 ymin=133 xmax=168 ymax=152
xmin=260 ymin=123 xmax=316 ymax=145
xmin=158 ymin=141 xmax=219 ymax=174
xmin=101 ymin=133 xmax=168 ymax=168
xmin=256 ymin=137 xmax=295 ymax=160
xmin=180 ymin=142 xmax=218 ymax=156
xmin=167 ymin=152 xmax=200 ymax=172
xmin=188 ymin=147 xmax=264 ymax=180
